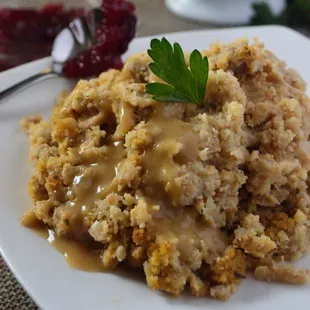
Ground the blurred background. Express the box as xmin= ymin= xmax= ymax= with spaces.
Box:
xmin=0 ymin=0 xmax=310 ymax=73
xmin=1 ymin=0 xmax=310 ymax=309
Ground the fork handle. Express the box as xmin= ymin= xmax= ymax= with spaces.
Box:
xmin=0 ymin=71 xmax=59 ymax=102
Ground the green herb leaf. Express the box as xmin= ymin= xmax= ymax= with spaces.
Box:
xmin=146 ymin=37 xmax=209 ymax=105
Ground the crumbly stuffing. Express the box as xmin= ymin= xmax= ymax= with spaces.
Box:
xmin=254 ymin=264 xmax=310 ymax=284
xmin=22 ymin=39 xmax=310 ymax=301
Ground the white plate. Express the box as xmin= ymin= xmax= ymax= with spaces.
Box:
xmin=0 ymin=26 xmax=309 ymax=310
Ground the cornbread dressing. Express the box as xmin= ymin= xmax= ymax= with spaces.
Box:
xmin=22 ymin=39 xmax=310 ymax=300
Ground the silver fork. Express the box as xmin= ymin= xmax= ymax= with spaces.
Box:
xmin=0 ymin=9 xmax=103 ymax=101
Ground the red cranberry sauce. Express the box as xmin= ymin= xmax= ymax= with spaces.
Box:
xmin=0 ymin=1 xmax=137 ymax=78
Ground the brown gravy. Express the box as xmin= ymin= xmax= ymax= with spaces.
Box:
xmin=142 ymin=105 xmax=199 ymax=203
xmin=34 ymin=226 xmax=104 ymax=272
xmin=136 ymin=193 xmax=228 ymax=255
xmin=62 ymin=141 xmax=126 ymax=234
xmin=116 ymin=101 xmax=135 ymax=138
xmin=24 ymin=103 xmax=206 ymax=271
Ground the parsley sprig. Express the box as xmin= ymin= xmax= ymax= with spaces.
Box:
xmin=146 ymin=37 xmax=209 ymax=105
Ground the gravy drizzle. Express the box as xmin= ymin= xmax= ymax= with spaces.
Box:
xmin=34 ymin=226 xmax=104 ymax=272
xmin=25 ymin=102 xmax=211 ymax=270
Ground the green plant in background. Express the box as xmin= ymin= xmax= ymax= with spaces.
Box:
xmin=250 ymin=0 xmax=310 ymax=27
